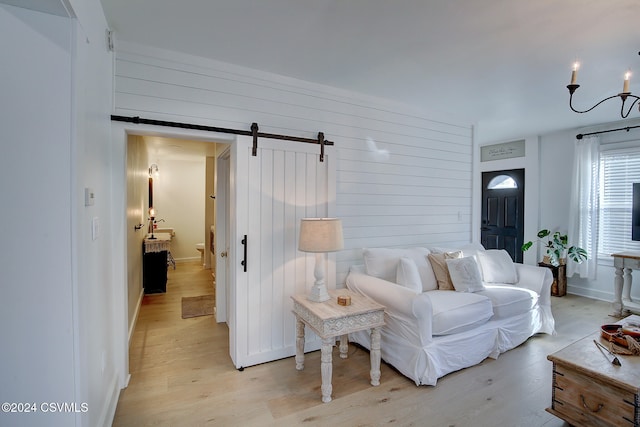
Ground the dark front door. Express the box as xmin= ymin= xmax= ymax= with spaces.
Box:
xmin=481 ymin=169 xmax=525 ymax=262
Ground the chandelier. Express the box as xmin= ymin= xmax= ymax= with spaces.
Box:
xmin=567 ymin=55 xmax=640 ymax=118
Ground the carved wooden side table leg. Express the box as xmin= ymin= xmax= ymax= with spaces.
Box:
xmin=339 ymin=334 xmax=348 ymax=359
xmin=321 ymin=337 xmax=333 ymax=403
xmin=613 ymin=266 xmax=624 ymax=317
xmin=295 ymin=317 xmax=305 ymax=370
xmin=623 ymin=267 xmax=633 ymax=310
xmin=370 ymin=326 xmax=381 ymax=386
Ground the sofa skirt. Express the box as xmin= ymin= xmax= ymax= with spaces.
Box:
xmin=349 ymin=307 xmax=544 ymax=386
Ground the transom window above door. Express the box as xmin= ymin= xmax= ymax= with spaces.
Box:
xmin=487 ymin=175 xmax=518 ymax=189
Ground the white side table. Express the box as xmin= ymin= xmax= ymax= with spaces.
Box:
xmin=612 ymin=252 xmax=640 ymax=316
xmin=291 ymin=290 xmax=385 ymax=403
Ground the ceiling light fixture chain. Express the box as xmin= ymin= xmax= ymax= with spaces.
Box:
xmin=566 ymin=51 xmax=640 ymax=118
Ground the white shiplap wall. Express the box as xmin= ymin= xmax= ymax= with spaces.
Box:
xmin=113 ymin=42 xmax=473 ymax=285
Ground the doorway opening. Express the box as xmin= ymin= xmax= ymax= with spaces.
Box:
xmin=481 ymin=169 xmax=525 ymax=262
xmin=125 ymin=134 xmax=230 ymax=364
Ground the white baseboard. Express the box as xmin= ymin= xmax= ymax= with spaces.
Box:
xmin=566 ymin=284 xmax=614 ymax=303
xmin=128 ymin=288 xmax=144 ymax=347
xmin=175 ymin=256 xmax=201 ymax=263
xmin=99 ymin=371 xmax=120 ymax=427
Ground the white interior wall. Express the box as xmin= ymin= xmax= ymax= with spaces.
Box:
xmin=69 ymin=0 xmax=120 ymax=425
xmin=0 ymin=7 xmax=76 ymax=427
xmin=113 ymin=41 xmax=474 ymax=285
xmin=1 ymin=1 xmax=119 ymax=426
xmin=150 ymin=156 xmax=206 ymax=261
xmin=537 ymin=119 xmax=640 ymax=303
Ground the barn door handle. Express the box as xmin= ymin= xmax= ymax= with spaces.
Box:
xmin=241 ymin=235 xmax=247 ymax=272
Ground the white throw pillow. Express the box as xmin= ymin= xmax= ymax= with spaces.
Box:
xmin=477 ymin=249 xmax=518 ymax=284
xmin=363 ymin=248 xmax=403 ymax=282
xmin=396 ymin=257 xmax=422 ymax=293
xmin=363 ymin=247 xmax=437 ymax=291
xmin=446 ymin=256 xmax=485 ymax=292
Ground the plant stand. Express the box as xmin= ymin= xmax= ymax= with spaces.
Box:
xmin=539 ymin=262 xmax=566 ymax=297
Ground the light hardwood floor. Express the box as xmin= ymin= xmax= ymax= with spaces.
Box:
xmin=113 ymin=261 xmax=616 ymax=427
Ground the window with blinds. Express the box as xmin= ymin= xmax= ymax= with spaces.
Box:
xmin=598 ymin=147 xmax=640 ymax=258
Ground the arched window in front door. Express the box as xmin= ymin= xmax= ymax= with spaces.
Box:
xmin=487 ymin=175 xmax=518 ymax=189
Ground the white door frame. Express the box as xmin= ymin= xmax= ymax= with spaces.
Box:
xmin=110 ymin=122 xmax=235 ymax=388
xmin=215 ymin=148 xmax=230 ymax=323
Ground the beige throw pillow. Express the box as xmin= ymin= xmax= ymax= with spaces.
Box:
xmin=427 ymin=251 xmax=462 ymax=290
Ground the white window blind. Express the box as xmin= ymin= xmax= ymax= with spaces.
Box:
xmin=598 ymin=147 xmax=640 ymax=258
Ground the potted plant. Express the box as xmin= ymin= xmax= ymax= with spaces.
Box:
xmin=521 ymin=229 xmax=588 ymax=267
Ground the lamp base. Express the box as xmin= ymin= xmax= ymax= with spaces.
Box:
xmin=307 ymin=284 xmax=330 ymax=302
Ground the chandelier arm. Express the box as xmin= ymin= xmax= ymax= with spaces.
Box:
xmin=621 ymin=95 xmax=640 ymax=118
xmin=569 ymin=92 xmax=624 ymax=114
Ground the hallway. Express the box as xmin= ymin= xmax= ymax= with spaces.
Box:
xmin=113 ymin=261 xmax=230 ymax=425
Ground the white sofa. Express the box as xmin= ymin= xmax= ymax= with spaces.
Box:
xmin=345 ymin=244 xmax=555 ymax=386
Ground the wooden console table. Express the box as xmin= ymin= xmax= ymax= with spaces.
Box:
xmin=291 ymin=290 xmax=384 ymax=403
xmin=547 ymin=315 xmax=640 ymax=426
xmin=612 ymin=252 xmax=640 ymax=316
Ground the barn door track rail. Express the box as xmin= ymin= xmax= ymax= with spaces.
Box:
xmin=111 ymin=115 xmax=334 ymax=162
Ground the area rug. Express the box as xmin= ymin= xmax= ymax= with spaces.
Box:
xmin=181 ymin=295 xmax=215 ymax=319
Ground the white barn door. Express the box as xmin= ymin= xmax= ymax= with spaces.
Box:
xmin=228 ymin=135 xmax=336 ymax=369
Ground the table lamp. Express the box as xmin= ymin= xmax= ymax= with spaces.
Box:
xmin=298 ymin=218 xmax=344 ymax=302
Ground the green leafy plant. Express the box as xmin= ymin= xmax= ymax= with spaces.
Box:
xmin=521 ymin=229 xmax=588 ymax=267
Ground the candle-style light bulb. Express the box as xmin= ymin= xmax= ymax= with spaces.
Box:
xmin=623 ymin=70 xmax=631 ymax=93
xmin=570 ymin=62 xmax=580 ymax=85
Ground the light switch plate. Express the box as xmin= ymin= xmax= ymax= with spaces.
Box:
xmin=85 ymin=187 xmax=95 ymax=206
xmin=92 ymin=217 xmax=100 ymax=241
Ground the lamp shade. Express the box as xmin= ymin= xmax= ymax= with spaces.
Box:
xmin=298 ymin=218 xmax=344 ymax=253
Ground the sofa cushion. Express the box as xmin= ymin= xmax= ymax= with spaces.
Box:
xmin=477 ymin=249 xmax=518 ymax=284
xmin=476 ymin=285 xmax=539 ymax=319
xmin=396 ymin=257 xmax=422 ymax=293
xmin=446 ymin=256 xmax=485 ymax=292
xmin=427 ymin=251 xmax=462 ymax=290
xmin=425 ymin=290 xmax=494 ymax=336
xmin=430 ymin=242 xmax=485 ymax=258
xmin=363 ymin=247 xmax=438 ymax=291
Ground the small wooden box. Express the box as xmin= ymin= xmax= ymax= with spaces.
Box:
xmin=539 ymin=262 xmax=566 ymax=297
xmin=337 ymin=295 xmax=351 ymax=306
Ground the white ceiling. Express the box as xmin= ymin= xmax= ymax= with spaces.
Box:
xmin=1 ymin=0 xmax=72 ymax=17
xmin=143 ymin=136 xmax=218 ymax=162
xmin=101 ymin=0 xmax=640 ymax=144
